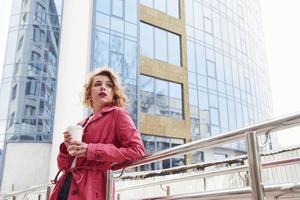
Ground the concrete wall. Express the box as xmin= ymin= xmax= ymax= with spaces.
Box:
xmin=1 ymin=143 xmax=51 ymax=192
xmin=48 ymin=0 xmax=94 ymax=179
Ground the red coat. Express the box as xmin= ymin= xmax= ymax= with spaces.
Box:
xmin=50 ymin=106 xmax=145 ymax=200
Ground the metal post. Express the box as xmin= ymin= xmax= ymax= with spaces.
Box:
xmin=46 ymin=186 xmax=51 ymax=200
xmin=166 ymin=186 xmax=170 ymax=195
xmin=106 ymin=170 xmax=113 ymax=200
xmin=246 ymin=131 xmax=264 ymax=200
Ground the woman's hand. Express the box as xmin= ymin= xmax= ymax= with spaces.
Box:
xmin=67 ymin=141 xmax=88 ymax=157
xmin=63 ymin=131 xmax=72 ymax=149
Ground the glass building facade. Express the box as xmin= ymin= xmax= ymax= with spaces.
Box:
xmin=92 ymin=0 xmax=139 ymax=122
xmin=185 ymin=0 xmax=272 ymax=150
xmin=0 ymin=0 xmax=63 ymax=182
xmin=0 ymin=0 xmax=63 ymax=143
xmin=0 ymin=0 xmax=272 ymax=175
xmin=139 ymin=0 xmax=272 ymax=164
xmin=91 ymin=0 xmax=273 ymax=167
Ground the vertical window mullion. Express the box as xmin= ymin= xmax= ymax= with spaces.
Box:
xmin=167 ymin=81 xmax=170 ymax=117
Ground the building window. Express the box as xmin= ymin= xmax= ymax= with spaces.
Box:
xmin=156 ymin=79 xmax=169 ymax=116
xmin=39 ymin=100 xmax=45 ymax=115
xmin=140 ymin=22 xmax=181 ymax=66
xmin=35 ymin=2 xmax=46 ymax=23
xmin=110 ymin=52 xmax=123 ymax=76
xmin=140 ymin=75 xmax=155 ymax=114
xmin=21 ymin=13 xmax=27 ymax=25
xmin=14 ymin=61 xmax=20 ymax=75
xmin=141 ymin=134 xmax=185 ymax=170
xmin=23 ymin=0 xmax=29 ymax=6
xmin=30 ymin=51 xmax=41 ymax=74
xmin=33 ymin=25 xmax=45 ymax=44
xmin=17 ymin=36 xmax=24 ymax=51
xmin=140 ymin=75 xmax=183 ymax=119
xmin=112 ymin=0 xmax=124 ymax=18
xmin=93 ymin=31 xmax=109 ymax=68
xmin=214 ymin=153 xmax=227 ymax=160
xmin=22 ymin=105 xmax=36 ymax=125
xmin=25 ymin=77 xmax=40 ymax=95
xmin=9 ymin=112 xmax=15 ymax=128
xmin=40 ymin=83 xmax=45 ymax=97
xmin=168 ymin=32 xmax=181 ymax=66
xmin=140 ymin=22 xmax=154 ymax=58
xmin=12 ymin=85 xmax=17 ymax=100
xmin=192 ymin=151 xmax=204 ymax=163
xmin=155 ymin=28 xmax=168 ymax=61
xmin=214 ymin=153 xmax=228 ymax=167
xmin=140 ymin=0 xmax=180 ymax=18
xmin=207 ymin=60 xmax=216 ymax=78
xmin=204 ymin=17 xmax=213 ymax=34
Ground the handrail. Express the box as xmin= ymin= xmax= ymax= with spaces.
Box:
xmin=0 ymin=184 xmax=52 ymax=199
xmin=116 ymin=156 xmax=300 ymax=192
xmin=117 ymin=145 xmax=300 ymax=181
xmin=108 ymin=112 xmax=300 ymax=200
xmin=2 ymin=113 xmax=300 ymax=199
xmin=112 ymin=112 xmax=300 ymax=171
xmin=142 ymin=182 xmax=300 ymax=200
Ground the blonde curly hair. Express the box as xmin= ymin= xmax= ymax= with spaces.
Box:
xmin=83 ymin=67 xmax=127 ymax=108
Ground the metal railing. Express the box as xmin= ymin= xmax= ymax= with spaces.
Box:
xmin=107 ymin=112 xmax=300 ymax=200
xmin=1 ymin=184 xmax=52 ymax=200
xmin=1 ymin=112 xmax=300 ymax=199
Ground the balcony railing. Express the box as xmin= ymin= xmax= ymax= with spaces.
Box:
xmin=107 ymin=112 xmax=300 ymax=200
xmin=1 ymin=112 xmax=300 ymax=199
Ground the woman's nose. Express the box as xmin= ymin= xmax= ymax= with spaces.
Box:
xmin=100 ymin=85 xmax=106 ymax=90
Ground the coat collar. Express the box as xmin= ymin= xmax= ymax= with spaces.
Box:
xmin=78 ymin=106 xmax=118 ymax=128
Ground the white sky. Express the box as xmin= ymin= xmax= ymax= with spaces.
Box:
xmin=260 ymin=0 xmax=300 ymax=147
xmin=0 ymin=0 xmax=299 ymax=147
xmin=0 ymin=0 xmax=11 ymax=83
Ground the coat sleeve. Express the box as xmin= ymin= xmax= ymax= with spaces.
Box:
xmin=87 ymin=108 xmax=145 ymax=163
xmin=57 ymin=143 xmax=74 ymax=169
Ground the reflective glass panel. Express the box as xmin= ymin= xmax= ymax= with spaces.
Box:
xmin=110 ymin=35 xmax=123 ymax=53
xmin=110 ymin=52 xmax=123 ymax=76
xmin=96 ymin=12 xmax=110 ymax=28
xmin=96 ymin=0 xmax=110 ymax=14
xmin=168 ymin=32 xmax=181 ymax=66
xmin=140 ymin=23 xmax=154 ymax=58
xmin=140 ymin=76 xmax=155 ymax=114
xmin=156 ymin=79 xmax=169 ymax=116
xmin=93 ymin=31 xmax=109 ymax=68
xmin=187 ymin=41 xmax=196 ymax=72
xmin=195 ymin=44 xmax=206 ymax=75
xmin=124 ymin=40 xmax=137 ymax=79
xmin=112 ymin=0 xmax=124 ymax=18
xmin=154 ymin=0 xmax=166 ymax=13
xmin=125 ymin=0 xmax=137 ymax=23
xmin=166 ymin=0 xmax=179 ymax=18
xmin=155 ymin=28 xmax=167 ymax=62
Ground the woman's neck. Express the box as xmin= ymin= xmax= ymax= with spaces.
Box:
xmin=92 ymin=104 xmax=105 ymax=113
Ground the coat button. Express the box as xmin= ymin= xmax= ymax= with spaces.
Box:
xmin=72 ymin=190 xmax=78 ymax=195
xmin=95 ymin=153 xmax=101 ymax=160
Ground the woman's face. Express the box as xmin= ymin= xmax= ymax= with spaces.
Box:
xmin=90 ymin=75 xmax=114 ymax=110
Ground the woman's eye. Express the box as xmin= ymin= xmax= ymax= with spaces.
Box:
xmin=106 ymin=83 xmax=113 ymax=88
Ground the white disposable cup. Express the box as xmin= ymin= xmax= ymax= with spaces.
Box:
xmin=67 ymin=125 xmax=83 ymax=142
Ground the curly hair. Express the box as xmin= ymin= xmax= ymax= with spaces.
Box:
xmin=83 ymin=67 xmax=127 ymax=108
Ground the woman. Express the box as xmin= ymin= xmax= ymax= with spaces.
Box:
xmin=50 ymin=67 xmax=145 ymax=200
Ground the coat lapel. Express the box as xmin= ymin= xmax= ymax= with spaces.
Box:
xmin=82 ymin=106 xmax=117 ymax=131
